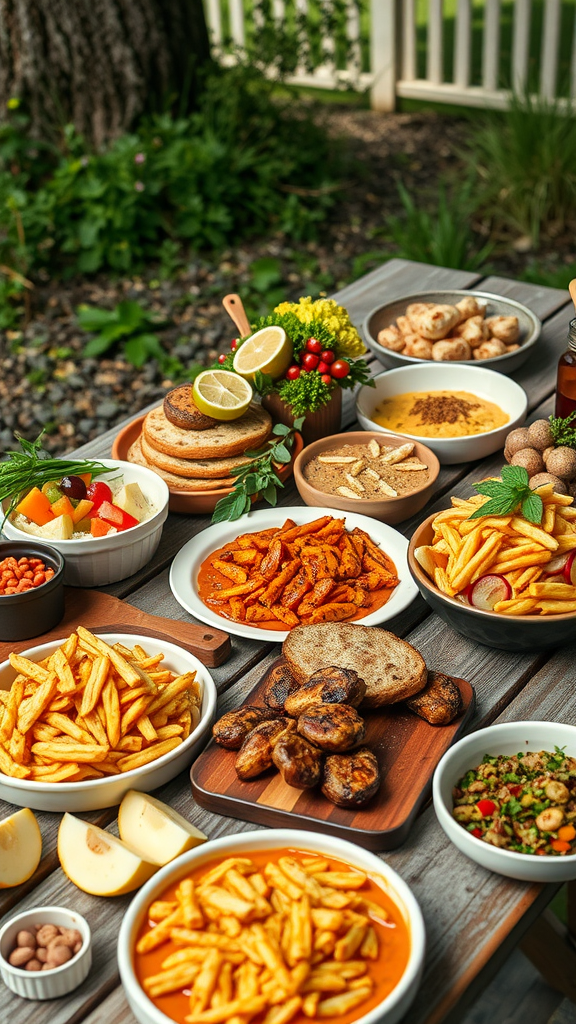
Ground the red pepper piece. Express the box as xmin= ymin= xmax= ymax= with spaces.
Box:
xmin=97 ymin=501 xmax=139 ymax=531
xmin=470 ymin=827 xmax=483 ymax=838
xmin=476 ymin=799 xmax=497 ymax=817
xmin=87 ymin=481 xmax=113 ymax=509
xmin=508 ymin=784 xmax=522 ymax=796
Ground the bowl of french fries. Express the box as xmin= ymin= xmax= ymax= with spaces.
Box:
xmin=118 ymin=829 xmax=426 ymax=1024
xmin=0 ymin=627 xmax=217 ymax=811
xmin=408 ymin=485 xmax=576 ymax=650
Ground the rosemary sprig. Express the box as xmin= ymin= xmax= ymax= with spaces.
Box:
xmin=468 ymin=465 xmax=543 ymax=524
xmin=211 ymin=418 xmax=304 ymax=524
xmin=549 ymin=409 xmax=576 ymax=448
xmin=0 ymin=432 xmax=111 ymax=515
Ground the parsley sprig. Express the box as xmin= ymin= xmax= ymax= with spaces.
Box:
xmin=468 ymin=465 xmax=543 ymax=524
xmin=211 ymin=418 xmax=304 ymax=524
xmin=549 ymin=409 xmax=576 ymax=448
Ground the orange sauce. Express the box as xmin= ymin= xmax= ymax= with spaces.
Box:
xmin=196 ymin=544 xmax=398 ymax=632
xmin=134 ymin=849 xmax=411 ymax=1024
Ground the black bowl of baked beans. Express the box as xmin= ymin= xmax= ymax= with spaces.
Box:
xmin=0 ymin=541 xmax=65 ymax=641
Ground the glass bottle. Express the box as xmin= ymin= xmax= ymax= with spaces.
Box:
xmin=555 ymin=318 xmax=576 ymax=418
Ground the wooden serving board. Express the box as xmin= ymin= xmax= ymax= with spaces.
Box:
xmin=191 ymin=657 xmax=475 ymax=850
xmin=0 ymin=589 xmax=231 ymax=668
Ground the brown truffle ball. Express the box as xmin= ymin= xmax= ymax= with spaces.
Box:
xmin=569 ymin=481 xmax=576 ymax=499
xmin=543 ymin=446 xmax=554 ymax=463
xmin=527 ymin=419 xmax=554 ymax=451
xmin=545 ymin=446 xmax=576 ymax=481
xmin=505 ymin=427 xmax=531 ymax=457
xmin=511 ymin=448 xmax=544 ymax=476
xmin=529 ymin=472 xmax=569 ymax=495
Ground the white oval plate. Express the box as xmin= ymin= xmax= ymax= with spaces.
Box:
xmin=169 ymin=506 xmax=419 ymax=642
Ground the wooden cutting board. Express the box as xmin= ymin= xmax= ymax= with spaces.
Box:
xmin=0 ymin=589 xmax=231 ymax=668
xmin=191 ymin=657 xmax=475 ymax=850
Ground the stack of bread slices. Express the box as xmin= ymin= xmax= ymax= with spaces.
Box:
xmin=128 ymin=384 xmax=273 ymax=492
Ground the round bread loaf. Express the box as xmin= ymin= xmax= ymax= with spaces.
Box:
xmin=127 ymin=437 xmax=235 ymax=491
xmin=140 ymin=431 xmax=257 ymax=479
xmin=163 ymin=384 xmax=218 ymax=431
xmin=142 ymin=403 xmax=272 ymax=459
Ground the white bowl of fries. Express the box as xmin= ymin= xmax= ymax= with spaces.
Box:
xmin=0 ymin=628 xmax=217 ymax=811
xmin=118 ymin=830 xmax=426 ymax=1024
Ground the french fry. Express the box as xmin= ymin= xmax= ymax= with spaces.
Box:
xmin=116 ymin=737 xmax=181 ymax=772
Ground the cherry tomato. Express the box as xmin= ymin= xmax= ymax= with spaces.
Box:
xmin=476 ymin=799 xmax=496 ymax=817
xmin=330 ymin=359 xmax=350 ymax=379
xmin=217 ymin=353 xmax=227 ymax=364
xmin=86 ymin=481 xmax=113 ymax=509
xmin=320 ymin=350 xmax=335 ymax=364
xmin=470 ymin=828 xmax=483 ymax=839
xmin=230 ymin=339 xmax=238 ymax=351
xmin=317 ymin=361 xmax=330 ymax=375
xmin=286 ymin=365 xmax=301 ymax=380
xmin=306 ymin=337 xmax=322 ymax=354
xmin=321 ymin=374 xmax=332 ymax=386
xmin=301 ymin=352 xmax=320 ymax=371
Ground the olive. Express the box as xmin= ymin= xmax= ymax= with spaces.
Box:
xmin=59 ymin=475 xmax=87 ymax=501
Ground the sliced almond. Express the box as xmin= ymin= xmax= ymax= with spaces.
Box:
xmin=380 ymin=443 xmax=415 ymax=464
xmin=367 ymin=439 xmax=381 ymax=458
xmin=317 ymin=455 xmax=357 ymax=464
xmin=350 ymin=460 xmax=365 ymax=477
xmin=345 ymin=473 xmax=365 ymax=493
xmin=363 ymin=468 xmax=380 ymax=481
xmin=394 ymin=461 xmax=428 ymax=471
xmin=378 ymin=480 xmax=398 ymax=497
xmin=337 ymin=486 xmax=363 ymax=499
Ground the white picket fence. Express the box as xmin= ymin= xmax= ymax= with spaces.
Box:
xmin=203 ymin=0 xmax=576 ymax=112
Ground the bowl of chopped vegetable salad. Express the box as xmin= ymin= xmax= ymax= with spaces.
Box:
xmin=433 ymin=721 xmax=576 ymax=881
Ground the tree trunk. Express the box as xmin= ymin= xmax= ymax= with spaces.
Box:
xmin=0 ymin=0 xmax=213 ymax=147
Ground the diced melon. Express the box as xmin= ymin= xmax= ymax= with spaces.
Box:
xmin=36 ymin=513 xmax=74 ymax=540
xmin=118 ymin=791 xmax=207 ymax=866
xmin=0 ymin=808 xmax=42 ymax=888
xmin=51 ymin=494 xmax=75 ymax=519
xmin=91 ymin=518 xmax=112 ymax=538
xmin=58 ymin=813 xmax=157 ymax=896
xmin=114 ymin=482 xmax=150 ymax=523
xmin=15 ymin=487 xmax=54 ymax=526
xmin=72 ymin=499 xmax=94 ymax=524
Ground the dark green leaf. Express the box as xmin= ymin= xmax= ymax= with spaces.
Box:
xmin=271 ymin=442 xmax=291 ymax=464
xmin=211 ymin=492 xmax=239 ymax=524
xmin=262 ymin=481 xmax=278 ymax=505
xmin=521 ymin=491 xmax=544 ymax=524
xmin=272 ymin=423 xmax=291 ymax=436
xmin=83 ymin=333 xmax=116 ymax=358
xmin=468 ymin=495 xmax=519 ymax=519
xmin=501 ymin=464 xmax=530 ymax=489
xmin=473 ymin=480 xmax=508 ymax=499
xmin=124 ymin=336 xmax=149 ymax=368
xmin=244 ymin=474 xmax=261 ymax=496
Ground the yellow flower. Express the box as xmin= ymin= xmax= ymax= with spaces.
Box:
xmin=274 ymin=296 xmax=366 ymax=357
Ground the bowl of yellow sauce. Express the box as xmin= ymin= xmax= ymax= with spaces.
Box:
xmin=356 ymin=364 xmax=527 ymax=465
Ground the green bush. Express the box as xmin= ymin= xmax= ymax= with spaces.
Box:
xmin=0 ymin=65 xmax=344 ymax=279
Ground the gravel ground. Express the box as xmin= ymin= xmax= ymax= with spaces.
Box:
xmin=0 ymin=105 xmax=569 ymax=457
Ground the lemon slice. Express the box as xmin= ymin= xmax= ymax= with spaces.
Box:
xmin=192 ymin=370 xmax=253 ymax=421
xmin=233 ymin=326 xmax=293 ymax=381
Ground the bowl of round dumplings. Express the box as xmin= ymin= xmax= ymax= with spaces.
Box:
xmin=363 ymin=290 xmax=541 ymax=375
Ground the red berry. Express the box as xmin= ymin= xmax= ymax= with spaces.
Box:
xmin=317 ymin=360 xmax=330 ymax=375
xmin=230 ymin=339 xmax=238 ymax=351
xmin=302 ymin=352 xmax=320 ymax=371
xmin=330 ymin=359 xmax=350 ymax=379
xmin=320 ymin=350 xmax=335 ymax=364
xmin=306 ymin=337 xmax=322 ymax=354
xmin=217 ymin=353 xmax=227 ymax=364
xmin=321 ymin=374 xmax=332 ymax=386
xmin=286 ymin=365 xmax=301 ymax=380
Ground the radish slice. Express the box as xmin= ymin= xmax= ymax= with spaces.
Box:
xmin=565 ymin=551 xmax=576 ymax=586
xmin=546 ymin=553 xmax=570 ymax=576
xmin=469 ymin=574 xmax=512 ymax=611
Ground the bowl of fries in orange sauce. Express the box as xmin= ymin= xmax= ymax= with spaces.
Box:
xmin=0 ymin=628 xmax=217 ymax=811
xmin=408 ymin=483 xmax=576 ymax=650
xmin=118 ymin=829 xmax=425 ymax=1024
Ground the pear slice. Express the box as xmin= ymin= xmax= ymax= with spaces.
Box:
xmin=58 ymin=813 xmax=157 ymax=896
xmin=0 ymin=808 xmax=42 ymax=888
xmin=118 ymin=790 xmax=207 ymax=866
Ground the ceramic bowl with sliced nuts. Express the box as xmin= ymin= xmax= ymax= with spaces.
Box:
xmin=293 ymin=431 xmax=440 ymax=525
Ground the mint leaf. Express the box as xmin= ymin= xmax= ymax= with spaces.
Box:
xmin=468 ymin=496 xmax=518 ymax=519
xmin=521 ymin=491 xmax=544 ymax=524
xmin=262 ymin=482 xmax=278 ymax=505
xmin=474 ymin=480 xmax=508 ymax=498
xmin=272 ymin=423 xmax=291 ymax=436
xmin=272 ymin=442 xmax=291 ymax=464
xmin=501 ymin=464 xmax=530 ymax=488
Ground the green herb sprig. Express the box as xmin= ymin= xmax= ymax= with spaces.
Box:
xmin=549 ymin=409 xmax=576 ymax=448
xmin=0 ymin=433 xmax=111 ymax=515
xmin=468 ymin=465 xmax=543 ymax=524
xmin=211 ymin=419 xmax=304 ymax=524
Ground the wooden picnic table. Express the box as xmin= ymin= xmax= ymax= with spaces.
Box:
xmin=3 ymin=258 xmax=576 ymax=1024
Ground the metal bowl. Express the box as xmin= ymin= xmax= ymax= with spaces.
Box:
xmin=363 ymin=289 xmax=541 ymax=375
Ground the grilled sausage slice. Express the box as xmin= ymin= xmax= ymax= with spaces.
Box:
xmin=284 ymin=667 xmax=366 ymax=717
xmin=272 ymin=732 xmax=323 ymax=789
xmin=263 ymin=663 xmax=299 ymax=713
xmin=297 ymin=703 xmax=365 ymax=753
xmin=212 ymin=706 xmax=276 ymax=750
xmin=405 ymin=671 xmax=463 ymax=726
xmin=235 ymin=718 xmax=296 ymax=780
xmin=322 ymin=747 xmax=380 ymax=807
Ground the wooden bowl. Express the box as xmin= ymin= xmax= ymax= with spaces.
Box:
xmin=293 ymin=431 xmax=440 ymax=525
xmin=112 ymin=415 xmax=303 ymax=515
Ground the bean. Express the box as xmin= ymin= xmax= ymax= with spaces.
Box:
xmin=4 ymin=586 xmax=17 ymax=594
xmin=28 ymin=558 xmax=43 ymax=568
xmin=22 ymin=570 xmax=34 ymax=579
xmin=9 ymin=947 xmax=36 ymax=967
xmin=33 ymin=572 xmax=45 ymax=585
xmin=25 ymin=959 xmax=42 ymax=972
xmin=36 ymin=924 xmax=59 ymax=946
xmin=16 ymin=930 xmax=36 ymax=948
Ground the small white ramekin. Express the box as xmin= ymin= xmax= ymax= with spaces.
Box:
xmin=0 ymin=905 xmax=92 ymax=1000
xmin=2 ymin=458 xmax=169 ymax=586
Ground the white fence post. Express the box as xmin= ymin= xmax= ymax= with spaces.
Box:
xmin=540 ymin=0 xmax=561 ymax=100
xmin=427 ymin=0 xmax=444 ymax=84
xmin=482 ymin=0 xmax=501 ymax=92
xmin=370 ymin=0 xmax=397 ymax=111
xmin=454 ymin=0 xmax=472 ymax=89
xmin=512 ymin=0 xmax=531 ymax=95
